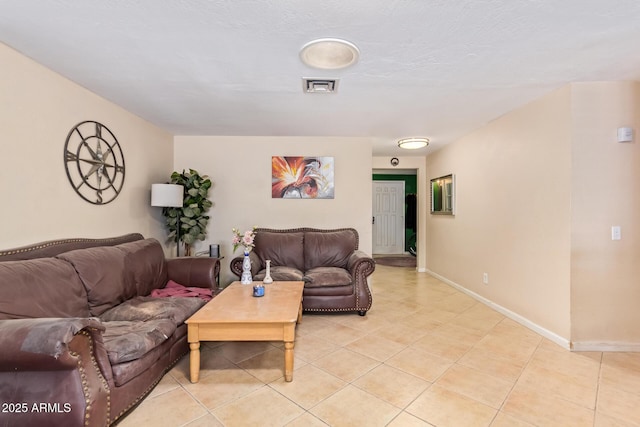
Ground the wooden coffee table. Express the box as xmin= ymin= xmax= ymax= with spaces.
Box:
xmin=185 ymin=280 xmax=304 ymax=383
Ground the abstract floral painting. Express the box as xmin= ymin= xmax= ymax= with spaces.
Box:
xmin=272 ymin=156 xmax=335 ymax=199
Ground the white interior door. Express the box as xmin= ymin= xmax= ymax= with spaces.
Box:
xmin=372 ymin=181 xmax=405 ymax=254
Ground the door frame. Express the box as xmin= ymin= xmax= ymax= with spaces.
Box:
xmin=371 ymin=163 xmax=425 ymax=273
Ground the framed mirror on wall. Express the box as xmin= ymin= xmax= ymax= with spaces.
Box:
xmin=431 ymin=174 xmax=455 ymax=215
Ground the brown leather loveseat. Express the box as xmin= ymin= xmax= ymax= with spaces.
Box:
xmin=231 ymin=228 xmax=375 ymax=315
xmin=0 ymin=234 xmax=220 ymax=427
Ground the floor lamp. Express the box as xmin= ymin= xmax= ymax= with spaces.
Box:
xmin=151 ymin=183 xmax=184 ymax=257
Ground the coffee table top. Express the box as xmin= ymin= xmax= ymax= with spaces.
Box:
xmin=186 ymin=281 xmax=304 ymax=325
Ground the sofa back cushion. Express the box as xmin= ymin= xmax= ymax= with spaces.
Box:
xmin=118 ymin=239 xmax=168 ymax=296
xmin=0 ymin=258 xmax=90 ymax=319
xmin=304 ymin=229 xmax=357 ymax=271
xmin=254 ymin=231 xmax=305 ymax=272
xmin=58 ymin=239 xmax=167 ymax=316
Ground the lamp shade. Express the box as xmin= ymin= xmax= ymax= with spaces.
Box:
xmin=151 ymin=184 xmax=183 ymax=207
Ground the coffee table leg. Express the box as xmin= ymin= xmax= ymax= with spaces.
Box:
xmin=284 ymin=341 xmax=294 ymax=382
xmin=189 ymin=342 xmax=201 ymax=383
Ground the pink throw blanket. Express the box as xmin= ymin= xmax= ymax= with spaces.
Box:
xmin=151 ymin=280 xmax=213 ymax=301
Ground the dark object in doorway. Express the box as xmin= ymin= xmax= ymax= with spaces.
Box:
xmin=405 ymin=193 xmax=417 ymax=231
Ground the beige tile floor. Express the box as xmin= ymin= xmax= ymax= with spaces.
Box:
xmin=118 ymin=265 xmax=640 ymax=427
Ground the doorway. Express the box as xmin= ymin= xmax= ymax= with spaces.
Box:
xmin=372 ymin=164 xmax=422 ymax=270
xmin=372 ymin=170 xmax=418 ymax=255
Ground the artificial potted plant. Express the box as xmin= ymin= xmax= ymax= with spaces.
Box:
xmin=161 ymin=169 xmax=212 ymax=256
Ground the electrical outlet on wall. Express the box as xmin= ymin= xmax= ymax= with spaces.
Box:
xmin=483 ymin=273 xmax=489 ymax=285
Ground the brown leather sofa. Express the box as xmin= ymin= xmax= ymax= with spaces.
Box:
xmin=230 ymin=228 xmax=375 ymax=315
xmin=0 ymin=234 xmax=220 ymax=427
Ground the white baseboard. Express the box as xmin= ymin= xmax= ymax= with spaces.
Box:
xmin=425 ymin=270 xmax=571 ymax=350
xmin=571 ymin=342 xmax=640 ymax=352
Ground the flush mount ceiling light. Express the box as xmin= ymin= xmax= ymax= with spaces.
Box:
xmin=397 ymin=137 xmax=429 ymax=149
xmin=299 ymin=38 xmax=360 ymax=70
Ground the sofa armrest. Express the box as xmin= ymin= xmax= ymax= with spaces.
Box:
xmin=167 ymin=257 xmax=221 ymax=292
xmin=230 ymin=256 xmax=242 ymax=277
xmin=0 ymin=317 xmax=104 ymax=371
xmin=347 ymin=250 xmax=376 ymax=280
xmin=230 ymin=252 xmax=262 ymax=278
xmin=0 ymin=318 xmax=111 ymax=426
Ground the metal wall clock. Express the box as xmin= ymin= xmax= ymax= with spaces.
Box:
xmin=64 ymin=120 xmax=125 ymax=205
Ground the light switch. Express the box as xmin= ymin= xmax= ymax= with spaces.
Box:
xmin=617 ymin=127 xmax=634 ymax=143
xmin=612 ymin=226 xmax=621 ymax=240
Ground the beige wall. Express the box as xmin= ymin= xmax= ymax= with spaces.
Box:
xmin=426 ymin=82 xmax=640 ymax=349
xmin=426 ymin=87 xmax=573 ymax=343
xmin=173 ymin=136 xmax=373 ymax=285
xmin=570 ymin=82 xmax=640 ymax=349
xmin=0 ymin=43 xmax=174 ymax=248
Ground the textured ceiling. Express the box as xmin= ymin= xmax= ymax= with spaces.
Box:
xmin=2 ymin=0 xmax=640 ymax=156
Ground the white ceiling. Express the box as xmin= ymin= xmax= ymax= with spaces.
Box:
xmin=2 ymin=1 xmax=640 ymax=156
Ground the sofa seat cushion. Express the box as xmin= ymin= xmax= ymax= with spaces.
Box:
xmin=111 ymin=324 xmax=187 ymax=387
xmin=0 ymin=258 xmax=90 ymax=319
xmin=254 ymin=266 xmax=304 ymax=282
xmin=110 ymin=341 xmax=167 ymax=386
xmin=303 ymin=267 xmax=353 ymax=288
xmin=99 ymin=296 xmax=206 ymax=325
xmin=102 ymin=320 xmax=176 ymax=364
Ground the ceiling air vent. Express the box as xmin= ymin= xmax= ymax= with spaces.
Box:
xmin=302 ymin=78 xmax=339 ymax=93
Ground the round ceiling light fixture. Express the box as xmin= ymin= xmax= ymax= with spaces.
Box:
xmin=398 ymin=137 xmax=429 ymax=149
xmin=299 ymin=38 xmax=360 ymax=70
